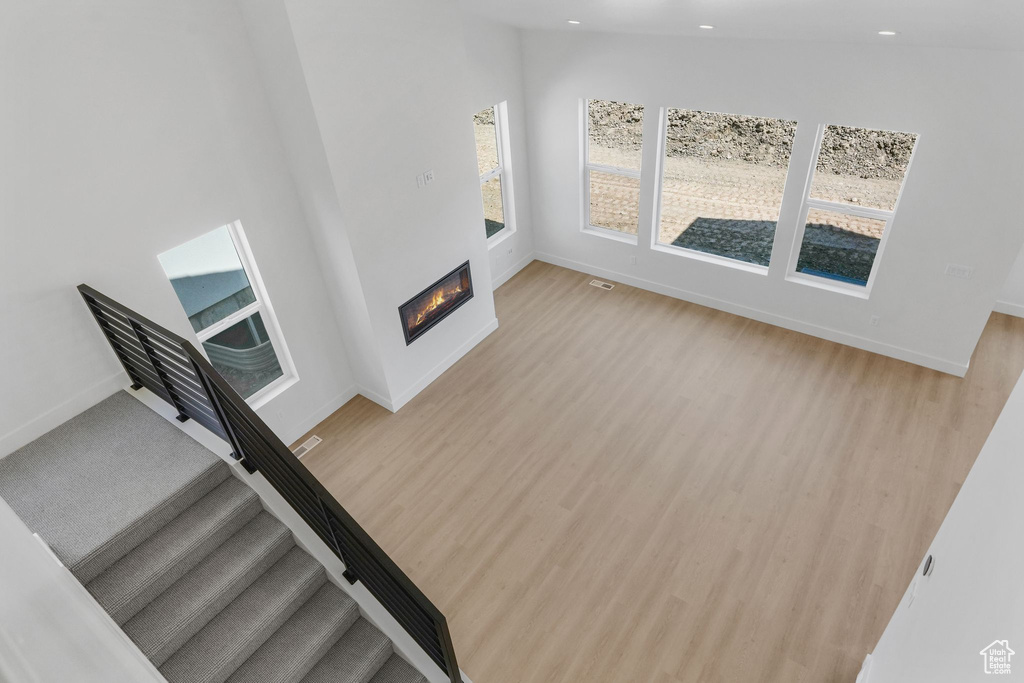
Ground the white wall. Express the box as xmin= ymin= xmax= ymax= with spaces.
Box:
xmin=865 ymin=367 xmax=1024 ymax=682
xmin=0 ymin=0 xmax=356 ymax=454
xmin=0 ymin=497 xmax=164 ymax=682
xmin=994 ymin=243 xmax=1024 ymax=318
xmin=520 ymin=30 xmax=1024 ymax=374
xmin=280 ymin=0 xmax=499 ymax=410
xmin=236 ymin=0 xmax=391 ymax=406
xmin=460 ymin=14 xmax=537 ymax=288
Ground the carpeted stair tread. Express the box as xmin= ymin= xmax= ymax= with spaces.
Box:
xmin=226 ymin=581 xmax=360 ymax=683
xmin=300 ymin=618 xmax=393 ymax=683
xmin=368 ymin=655 xmax=429 ymax=683
xmin=1 ymin=390 xmax=435 ymax=683
xmin=87 ymin=476 xmax=261 ymax=625
xmin=0 ymin=391 xmax=228 ymax=583
xmin=124 ymin=511 xmax=294 ymax=666
xmin=159 ymin=545 xmax=326 ymax=683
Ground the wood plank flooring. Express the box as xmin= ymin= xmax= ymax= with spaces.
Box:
xmin=296 ymin=261 xmax=1024 ymax=683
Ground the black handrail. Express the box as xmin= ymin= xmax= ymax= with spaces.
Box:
xmin=78 ymin=284 xmax=462 ymax=683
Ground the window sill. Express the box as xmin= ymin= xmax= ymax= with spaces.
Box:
xmin=247 ymin=373 xmax=299 ymax=411
xmin=785 ymin=272 xmax=871 ymax=299
xmin=487 ymin=226 xmax=516 ymax=250
xmin=650 ymin=243 xmax=769 ymax=276
xmin=582 ymin=226 xmax=638 ymax=245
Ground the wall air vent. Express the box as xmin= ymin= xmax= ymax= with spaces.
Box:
xmin=589 ymin=279 xmax=614 ymax=290
xmin=292 ymin=435 xmax=322 ymax=459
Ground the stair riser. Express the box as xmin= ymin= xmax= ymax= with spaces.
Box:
xmin=73 ymin=461 xmax=231 ymax=584
xmin=140 ymin=527 xmax=295 ymax=666
xmin=159 ymin=547 xmax=327 ymax=683
xmin=367 ymin=654 xmax=429 ymax=683
xmin=203 ymin=569 xmax=325 ymax=683
xmin=224 ymin=583 xmax=360 ymax=683
xmin=93 ymin=491 xmax=263 ymax=625
xmin=300 ymin=619 xmax=393 ymax=683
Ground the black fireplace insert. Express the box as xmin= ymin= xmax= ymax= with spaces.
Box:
xmin=399 ymin=261 xmax=473 ymax=345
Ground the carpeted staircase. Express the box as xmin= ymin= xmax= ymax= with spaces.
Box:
xmin=0 ymin=391 xmax=427 ymax=683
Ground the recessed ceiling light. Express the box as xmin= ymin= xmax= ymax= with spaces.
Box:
xmin=878 ymin=30 xmax=898 ymax=36
xmin=567 ymin=19 xmax=581 ymax=25
xmin=699 ymin=25 xmax=714 ymax=30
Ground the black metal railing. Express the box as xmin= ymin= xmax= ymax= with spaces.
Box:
xmin=78 ymin=284 xmax=462 ymax=683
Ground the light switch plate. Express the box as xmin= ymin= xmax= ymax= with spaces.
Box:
xmin=944 ymin=263 xmax=973 ymax=279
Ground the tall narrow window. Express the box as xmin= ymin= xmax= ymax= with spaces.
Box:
xmin=656 ymin=109 xmax=797 ymax=267
xmin=792 ymin=125 xmax=917 ymax=290
xmin=158 ymin=222 xmax=296 ymax=405
xmin=474 ymin=103 xmax=515 ymax=241
xmin=583 ymin=99 xmax=644 ymax=238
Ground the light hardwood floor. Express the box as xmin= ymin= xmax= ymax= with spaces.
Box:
xmin=297 ymin=261 xmax=1024 ymax=683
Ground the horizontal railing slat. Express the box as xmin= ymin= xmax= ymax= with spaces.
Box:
xmin=92 ymin=311 xmax=192 ymax=368
xmin=230 ymin=433 xmax=333 ymax=536
xmin=349 ymin=571 xmax=443 ymax=657
xmin=129 ymin=373 xmax=173 ymax=402
xmin=163 ymin=380 xmax=216 ymax=415
xmin=331 ymin=524 xmax=440 ymax=635
xmin=144 ymin=353 xmax=205 ymax=393
xmin=87 ymin=296 xmax=192 ymax=357
xmin=106 ymin=335 xmax=154 ymax=370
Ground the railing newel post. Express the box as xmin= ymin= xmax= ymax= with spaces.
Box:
xmin=187 ymin=343 xmax=250 ymax=471
xmin=126 ymin=318 xmax=189 ymax=422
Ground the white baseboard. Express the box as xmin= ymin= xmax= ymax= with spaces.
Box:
xmin=277 ymin=385 xmax=359 ymax=447
xmin=535 ymin=252 xmax=969 ymax=377
xmin=356 ymin=385 xmax=396 ymax=413
xmin=856 ymin=653 xmax=873 ymax=683
xmin=993 ymin=299 xmax=1024 ymax=318
xmin=493 ymin=253 xmax=535 ymax=289
xmin=0 ymin=372 xmax=124 ymax=459
xmin=390 ymin=317 xmax=500 ymax=412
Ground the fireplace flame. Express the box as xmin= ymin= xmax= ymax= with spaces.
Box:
xmin=414 ymin=285 xmax=462 ymax=326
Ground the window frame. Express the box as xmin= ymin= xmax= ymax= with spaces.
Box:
xmin=171 ymin=221 xmax=298 ymax=409
xmin=649 ymin=106 xmax=803 ymax=276
xmin=580 ymin=98 xmax=642 ymax=244
xmin=785 ymin=123 xmax=918 ymax=298
xmin=477 ymin=102 xmax=517 ymax=247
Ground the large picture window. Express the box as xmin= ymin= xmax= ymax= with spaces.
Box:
xmin=583 ymin=99 xmax=644 ymax=239
xmin=791 ymin=125 xmax=918 ymax=290
xmin=656 ymin=109 xmax=797 ymax=268
xmin=158 ymin=222 xmax=296 ymax=405
xmin=474 ymin=102 xmax=515 ymax=242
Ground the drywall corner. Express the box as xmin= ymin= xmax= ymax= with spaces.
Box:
xmin=236 ymin=0 xmax=394 ymax=403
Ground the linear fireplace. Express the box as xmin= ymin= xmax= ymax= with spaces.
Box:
xmin=399 ymin=261 xmax=473 ymax=345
